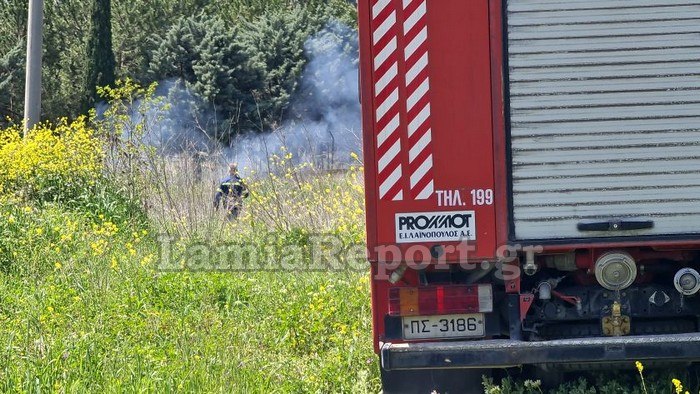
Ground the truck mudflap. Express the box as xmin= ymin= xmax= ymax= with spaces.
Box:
xmin=381 ymin=333 xmax=700 ymax=371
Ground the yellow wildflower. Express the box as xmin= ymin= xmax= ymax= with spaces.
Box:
xmin=0 ymin=118 xmax=102 ymax=197
xmin=140 ymin=254 xmax=154 ymax=267
xmin=635 ymin=361 xmax=648 ymax=394
xmin=672 ymin=379 xmax=683 ymax=394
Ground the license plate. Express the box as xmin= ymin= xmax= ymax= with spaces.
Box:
xmin=402 ymin=313 xmax=485 ymax=340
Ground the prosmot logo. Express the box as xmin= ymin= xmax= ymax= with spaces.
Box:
xmin=395 ymin=211 xmax=476 ymax=244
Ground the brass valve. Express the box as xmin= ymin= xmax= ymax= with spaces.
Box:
xmin=602 ymin=301 xmax=630 ymax=336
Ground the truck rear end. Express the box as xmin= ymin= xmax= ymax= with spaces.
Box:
xmin=358 ymin=0 xmax=700 ymax=392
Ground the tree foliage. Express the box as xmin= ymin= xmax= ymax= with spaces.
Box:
xmin=0 ymin=0 xmax=358 ymax=137
xmin=148 ymin=15 xmax=263 ymax=139
xmin=83 ymin=0 xmax=116 ymax=112
xmin=0 ymin=42 xmax=25 ymax=120
xmin=243 ymin=7 xmax=315 ymax=127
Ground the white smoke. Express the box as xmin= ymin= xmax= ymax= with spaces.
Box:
xmin=142 ymin=79 xmax=215 ymax=152
xmin=96 ymin=78 xmax=216 ymax=154
xmin=105 ymin=22 xmax=362 ymax=178
xmin=226 ymin=22 xmax=362 ymax=175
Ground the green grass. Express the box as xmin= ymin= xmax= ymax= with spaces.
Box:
xmin=0 ymin=200 xmax=379 ymax=393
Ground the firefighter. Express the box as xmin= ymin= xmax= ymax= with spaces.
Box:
xmin=214 ymin=163 xmax=249 ymax=220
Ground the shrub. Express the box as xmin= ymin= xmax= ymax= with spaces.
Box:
xmin=148 ymin=15 xmax=262 ymax=139
xmin=243 ymin=7 xmax=312 ymax=127
xmin=236 ymin=149 xmax=366 ymax=244
xmin=0 ymin=118 xmax=103 ymax=203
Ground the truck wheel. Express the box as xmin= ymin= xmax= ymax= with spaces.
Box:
xmin=380 ymin=367 xmax=489 ymax=394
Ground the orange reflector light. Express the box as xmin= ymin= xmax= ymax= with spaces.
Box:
xmin=388 ymin=284 xmax=493 ymax=317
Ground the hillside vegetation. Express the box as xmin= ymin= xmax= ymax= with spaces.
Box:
xmin=0 ymin=0 xmax=356 ymax=138
xmin=0 ymin=82 xmax=377 ymax=392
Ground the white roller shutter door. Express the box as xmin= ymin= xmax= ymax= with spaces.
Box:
xmin=507 ymin=0 xmax=700 ymax=240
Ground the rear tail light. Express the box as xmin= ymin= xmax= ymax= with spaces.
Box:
xmin=388 ymin=284 xmax=493 ymax=317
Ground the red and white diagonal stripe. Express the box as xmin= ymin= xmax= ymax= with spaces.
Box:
xmin=372 ymin=0 xmax=404 ymax=201
xmin=402 ymin=0 xmax=434 ymax=200
xmin=372 ymin=0 xmax=435 ymax=202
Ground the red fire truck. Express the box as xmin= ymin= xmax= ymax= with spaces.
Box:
xmin=359 ymin=0 xmax=700 ymax=392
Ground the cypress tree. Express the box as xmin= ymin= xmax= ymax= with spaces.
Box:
xmin=83 ymin=0 xmax=116 ymax=112
xmin=242 ymin=7 xmax=312 ymax=126
xmin=148 ymin=16 xmax=207 ymax=85
xmin=149 ymin=15 xmax=263 ymax=140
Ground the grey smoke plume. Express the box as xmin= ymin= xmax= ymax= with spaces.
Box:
xmin=107 ymin=22 xmax=362 ymax=177
xmin=143 ymin=79 xmax=214 ymax=152
xmin=96 ymin=78 xmax=215 ymax=154
xmin=227 ymin=22 xmax=362 ymax=175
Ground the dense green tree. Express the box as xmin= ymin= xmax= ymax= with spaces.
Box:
xmin=148 ymin=15 xmax=262 ymax=140
xmin=110 ymin=0 xmax=354 ymax=85
xmin=192 ymin=19 xmax=263 ymax=127
xmin=242 ymin=6 xmax=314 ymax=128
xmin=0 ymin=42 xmax=25 ymax=121
xmin=239 ymin=3 xmax=357 ymax=129
xmin=148 ymin=16 xmax=208 ymax=83
xmin=111 ymin=0 xmax=212 ymax=81
xmin=215 ymin=0 xmax=356 ymax=24
xmin=0 ymin=0 xmax=26 ymax=51
xmin=83 ymin=0 xmax=116 ymax=112
xmin=0 ymin=0 xmax=358 ymax=127
xmin=43 ymin=0 xmax=91 ymax=120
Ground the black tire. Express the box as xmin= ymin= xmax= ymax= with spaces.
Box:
xmin=381 ymin=367 xmax=489 ymax=394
